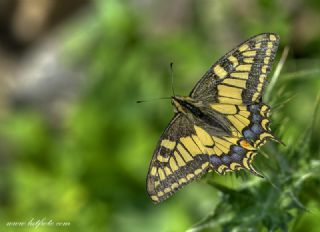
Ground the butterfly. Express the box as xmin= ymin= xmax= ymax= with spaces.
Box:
xmin=146 ymin=33 xmax=280 ymax=203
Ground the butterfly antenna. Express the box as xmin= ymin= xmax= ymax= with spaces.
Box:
xmin=170 ymin=62 xmax=176 ymax=96
xmin=136 ymin=97 xmax=171 ymax=104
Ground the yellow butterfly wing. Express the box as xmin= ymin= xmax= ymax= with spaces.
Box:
xmin=147 ymin=114 xmax=211 ymax=203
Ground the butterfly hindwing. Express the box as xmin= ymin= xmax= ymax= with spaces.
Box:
xmin=147 ymin=114 xmax=210 ymax=203
xmin=207 ymin=102 xmax=274 ymax=176
xmin=209 ymin=102 xmax=274 ymax=147
xmin=190 ymin=33 xmax=279 ymax=104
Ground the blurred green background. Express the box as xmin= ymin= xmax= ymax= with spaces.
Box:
xmin=0 ymin=0 xmax=320 ymax=231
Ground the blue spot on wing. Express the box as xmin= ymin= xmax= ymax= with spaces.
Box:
xmin=252 ymin=114 xmax=262 ymax=123
xmin=231 ymin=153 xmax=242 ymax=163
xmin=251 ymin=123 xmax=263 ymax=134
xmin=210 ymin=155 xmax=222 ymax=168
xmin=232 ymin=145 xmax=246 ymax=155
xmin=243 ymin=129 xmax=256 ymax=140
xmin=221 ymin=156 xmax=231 ymax=165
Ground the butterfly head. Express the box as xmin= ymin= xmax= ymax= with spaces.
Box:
xmin=171 ymin=96 xmax=201 ymax=115
xmin=172 ymin=96 xmax=185 ymax=113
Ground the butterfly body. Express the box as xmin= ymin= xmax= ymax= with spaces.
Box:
xmin=172 ymin=96 xmax=232 ymax=137
xmin=147 ymin=33 xmax=280 ymax=203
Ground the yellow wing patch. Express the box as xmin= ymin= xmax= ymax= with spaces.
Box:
xmin=214 ymin=65 xmax=228 ymax=79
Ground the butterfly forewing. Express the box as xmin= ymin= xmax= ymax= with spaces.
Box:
xmin=190 ymin=33 xmax=279 ymax=104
